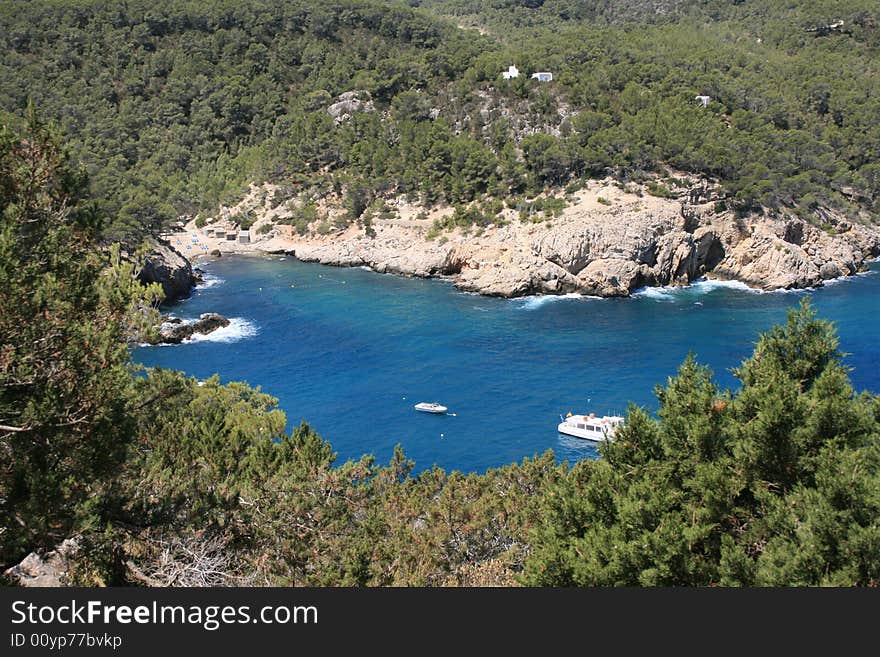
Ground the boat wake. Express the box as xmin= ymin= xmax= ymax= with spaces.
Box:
xmin=317 ymin=273 xmax=347 ymax=285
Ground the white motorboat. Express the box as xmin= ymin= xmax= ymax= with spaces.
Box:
xmin=414 ymin=402 xmax=448 ymax=414
xmin=557 ymin=412 xmax=624 ymax=441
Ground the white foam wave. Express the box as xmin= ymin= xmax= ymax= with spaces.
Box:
xmin=690 ymin=278 xmax=757 ymax=293
xmin=824 ymin=269 xmax=877 ymax=286
xmin=771 ymin=285 xmax=814 ymax=294
xmin=515 ymin=292 xmax=593 ymax=310
xmin=197 ymin=274 xmax=225 ymax=289
xmin=633 ymin=277 xmax=761 ymax=300
xmin=144 ymin=317 xmax=259 ymax=346
xmin=185 ymin=317 xmax=258 ymax=343
xmin=630 ymin=285 xmax=678 ymax=301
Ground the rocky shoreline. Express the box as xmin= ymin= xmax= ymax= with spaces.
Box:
xmin=168 ymin=179 xmax=880 ymax=299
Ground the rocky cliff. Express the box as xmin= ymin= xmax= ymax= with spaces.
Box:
xmin=181 ymin=180 xmax=880 ymax=298
xmin=137 ymin=239 xmax=197 ymax=302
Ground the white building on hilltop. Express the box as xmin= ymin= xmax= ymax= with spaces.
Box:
xmin=695 ymin=95 xmax=711 ymax=107
xmin=531 ymin=72 xmax=553 ymax=82
xmin=502 ymin=65 xmax=520 ymax=80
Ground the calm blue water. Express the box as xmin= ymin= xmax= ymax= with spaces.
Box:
xmin=133 ymin=256 xmax=880 ymax=473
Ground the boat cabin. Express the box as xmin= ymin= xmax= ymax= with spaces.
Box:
xmin=558 ymin=412 xmax=625 ymax=441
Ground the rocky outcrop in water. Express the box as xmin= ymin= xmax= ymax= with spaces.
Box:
xmin=137 ymin=240 xmax=196 ymax=302
xmin=157 ymin=313 xmax=230 ymax=344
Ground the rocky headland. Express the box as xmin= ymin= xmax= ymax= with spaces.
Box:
xmin=136 ymin=239 xmax=198 ymax=302
xmin=175 ymin=178 xmax=880 ymax=299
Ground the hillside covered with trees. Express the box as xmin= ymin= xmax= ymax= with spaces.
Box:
xmin=2 ymin=120 xmax=879 ymax=586
xmin=1 ymin=0 xmax=879 ymax=245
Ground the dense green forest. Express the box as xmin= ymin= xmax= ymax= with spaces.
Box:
xmin=2 ymin=0 xmax=880 ymax=586
xmin=1 ymin=0 xmax=879 ymax=244
xmin=2 ymin=120 xmax=879 ymax=585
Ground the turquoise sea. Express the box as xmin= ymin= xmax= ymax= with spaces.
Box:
xmin=133 ymin=256 xmax=880 ymax=473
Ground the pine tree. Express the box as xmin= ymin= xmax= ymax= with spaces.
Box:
xmin=0 ymin=112 xmax=159 ymax=566
xmin=523 ymin=300 xmax=880 ymax=586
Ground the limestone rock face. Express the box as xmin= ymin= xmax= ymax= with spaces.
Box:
xmin=714 ymin=218 xmax=877 ymax=290
xmin=137 ymin=240 xmax=196 ymax=302
xmin=282 ymin=207 xmax=879 ymax=297
xmin=715 ymin=231 xmax=822 ymax=289
xmin=573 ymin=259 xmax=648 ymax=296
xmin=531 ymin=214 xmax=666 ymax=276
xmin=191 ymin=180 xmax=880 ymax=298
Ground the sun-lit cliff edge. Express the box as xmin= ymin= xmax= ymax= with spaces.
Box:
xmin=173 ymin=177 xmax=880 ymax=298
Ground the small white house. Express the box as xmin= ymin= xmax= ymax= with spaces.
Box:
xmin=531 ymin=72 xmax=553 ymax=82
xmin=502 ymin=65 xmax=520 ymax=80
xmin=695 ymin=95 xmax=711 ymax=107
xmin=238 ymin=230 xmax=250 ymax=244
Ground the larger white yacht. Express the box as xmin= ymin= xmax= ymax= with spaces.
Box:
xmin=557 ymin=412 xmax=624 ymax=441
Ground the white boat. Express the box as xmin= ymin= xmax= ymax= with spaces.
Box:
xmin=414 ymin=402 xmax=448 ymax=414
xmin=557 ymin=412 xmax=624 ymax=441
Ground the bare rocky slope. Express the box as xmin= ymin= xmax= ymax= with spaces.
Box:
xmin=178 ymin=179 xmax=880 ymax=298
